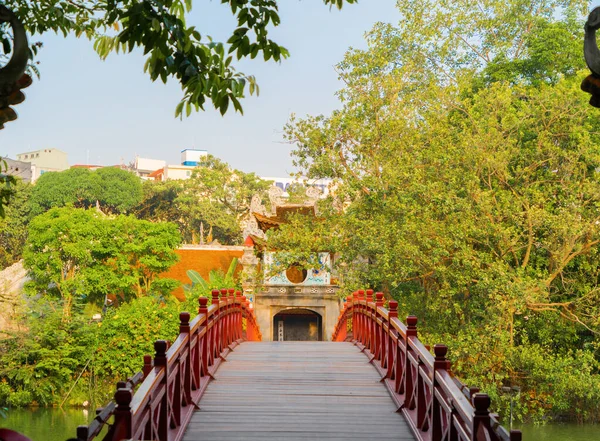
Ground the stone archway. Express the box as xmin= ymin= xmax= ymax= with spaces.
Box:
xmin=272 ymin=308 xmax=322 ymax=341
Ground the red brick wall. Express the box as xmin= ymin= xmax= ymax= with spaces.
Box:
xmin=162 ymin=248 xmax=245 ymax=301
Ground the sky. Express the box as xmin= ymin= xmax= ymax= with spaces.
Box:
xmin=0 ymin=1 xmax=401 ymax=176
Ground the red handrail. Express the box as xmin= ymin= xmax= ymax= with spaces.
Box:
xmin=74 ymin=289 xmax=261 ymax=441
xmin=332 ymin=290 xmax=522 ymax=441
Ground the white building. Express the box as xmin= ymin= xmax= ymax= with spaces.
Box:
xmin=15 ymin=148 xmax=69 ymax=182
xmin=181 ymin=149 xmax=208 ymax=166
xmin=261 ymin=176 xmax=333 ymax=198
xmin=134 ymin=157 xmax=167 ymax=180
xmin=148 ymin=164 xmax=197 ymax=181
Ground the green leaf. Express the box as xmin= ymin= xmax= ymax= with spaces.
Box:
xmin=186 ymin=270 xmax=208 ymax=290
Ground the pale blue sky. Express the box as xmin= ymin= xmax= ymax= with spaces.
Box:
xmin=0 ymin=1 xmax=401 ymax=176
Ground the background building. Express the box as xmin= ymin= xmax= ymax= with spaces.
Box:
xmin=2 ymin=158 xmax=33 ymax=183
xmin=181 ymin=148 xmax=208 ymax=166
xmin=134 ymin=157 xmax=167 ymax=180
xmin=15 ymin=148 xmax=68 ymax=182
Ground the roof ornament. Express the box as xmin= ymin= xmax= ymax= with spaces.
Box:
xmin=582 ymin=7 xmax=600 ymax=107
xmin=305 ymin=186 xmax=321 ymax=203
xmin=241 ymin=215 xmax=266 ymax=240
xmin=0 ymin=5 xmax=30 ymax=130
xmin=250 ymin=194 xmax=267 ymax=216
xmin=268 ymin=186 xmax=284 ymax=212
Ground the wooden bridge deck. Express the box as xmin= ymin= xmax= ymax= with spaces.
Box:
xmin=182 ymin=341 xmax=415 ymax=441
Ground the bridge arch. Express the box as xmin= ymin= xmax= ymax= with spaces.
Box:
xmin=272 ymin=307 xmax=323 ymax=341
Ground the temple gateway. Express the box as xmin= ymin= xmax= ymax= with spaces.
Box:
xmin=241 ymin=187 xmax=342 ymax=341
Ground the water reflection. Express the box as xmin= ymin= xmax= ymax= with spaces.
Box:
xmin=1 ymin=408 xmax=600 ymax=441
xmin=517 ymin=423 xmax=600 ymax=441
xmin=0 ymin=408 xmax=89 ymax=441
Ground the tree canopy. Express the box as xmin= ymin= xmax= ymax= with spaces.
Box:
xmin=24 ymin=207 xmax=181 ymax=320
xmin=29 ymin=167 xmax=143 ymax=216
xmin=271 ymin=0 xmax=600 ymax=422
xmin=134 ymin=155 xmax=271 ymax=244
xmin=1 ymin=0 xmax=356 ymax=117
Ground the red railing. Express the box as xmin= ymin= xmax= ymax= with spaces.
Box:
xmin=75 ymin=288 xmax=261 ymax=441
xmin=333 ymin=289 xmax=522 ymax=441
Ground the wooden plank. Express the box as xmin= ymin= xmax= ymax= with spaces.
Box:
xmin=182 ymin=342 xmax=415 ymax=440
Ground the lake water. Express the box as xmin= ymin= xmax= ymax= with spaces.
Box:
xmin=0 ymin=408 xmax=91 ymax=441
xmin=1 ymin=408 xmax=600 ymax=441
xmin=516 ymin=423 xmax=600 ymax=441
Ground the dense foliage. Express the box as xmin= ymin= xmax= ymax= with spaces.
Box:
xmin=270 ymin=0 xmax=600 ymax=423
xmin=24 ymin=207 xmax=181 ymax=320
xmin=0 ymin=257 xmax=240 ymax=408
xmin=0 ymin=297 xmax=183 ymax=407
xmin=0 ymin=155 xmax=248 ymax=408
xmin=1 ymin=0 xmax=355 ymax=117
xmin=0 ymin=179 xmax=31 ymax=269
xmin=134 ymin=155 xmax=271 ymax=244
xmin=29 ymin=167 xmax=143 ymax=216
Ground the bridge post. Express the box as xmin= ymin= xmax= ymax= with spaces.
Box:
xmin=356 ymin=290 xmax=365 ymax=345
xmin=472 ymin=394 xmax=496 ymax=441
xmin=236 ymin=290 xmax=244 ymax=341
xmin=220 ymin=289 xmax=228 ymax=352
xmin=404 ymin=316 xmax=418 ymax=410
xmin=431 ymin=344 xmax=448 ymax=441
xmin=345 ymin=294 xmax=353 ymax=341
xmin=366 ymin=289 xmax=374 ymax=352
xmin=198 ymin=297 xmax=209 ymax=377
xmin=388 ymin=301 xmax=398 ymax=385
xmin=180 ymin=312 xmax=192 ymax=407
xmin=154 ymin=340 xmax=169 ymax=441
xmin=143 ymin=354 xmax=153 ymax=378
xmin=243 ymin=296 xmax=253 ymax=340
xmin=228 ymin=288 xmax=236 ymax=346
xmin=374 ymin=292 xmax=384 ymax=363
xmin=111 ymin=388 xmax=133 ymax=440
xmin=212 ymin=290 xmax=222 ymax=360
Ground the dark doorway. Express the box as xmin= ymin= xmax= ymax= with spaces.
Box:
xmin=273 ymin=309 xmax=322 ymax=341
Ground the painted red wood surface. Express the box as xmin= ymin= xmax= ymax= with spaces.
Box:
xmin=332 ymin=289 xmax=522 ymax=441
xmin=74 ymin=289 xmax=261 ymax=441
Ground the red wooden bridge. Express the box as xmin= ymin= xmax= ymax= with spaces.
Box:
xmin=1 ymin=289 xmax=522 ymax=441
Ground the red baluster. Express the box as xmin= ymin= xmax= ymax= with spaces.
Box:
xmin=154 ymin=340 xmax=169 ymax=441
xmin=472 ymin=394 xmax=497 ymax=441
xmin=199 ymin=297 xmax=209 ymax=376
xmin=375 ymin=292 xmax=384 ymax=361
xmin=236 ymin=290 xmax=244 ymax=341
xmin=431 ymin=344 xmax=448 ymax=441
xmin=357 ymin=290 xmax=365 ymax=344
xmin=143 ymin=354 xmax=153 ymax=378
xmin=180 ymin=312 xmax=192 ymax=407
xmin=228 ymin=288 xmax=235 ymax=345
xmin=212 ymin=290 xmax=221 ymax=358
xmin=388 ymin=301 xmax=399 ymax=384
xmin=366 ymin=289 xmax=374 ymax=352
xmin=111 ymin=388 xmax=133 ymax=440
xmin=404 ymin=316 xmax=418 ymax=409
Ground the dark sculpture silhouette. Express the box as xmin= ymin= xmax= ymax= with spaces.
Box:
xmin=582 ymin=7 xmax=600 ymax=107
xmin=0 ymin=5 xmax=31 ymax=130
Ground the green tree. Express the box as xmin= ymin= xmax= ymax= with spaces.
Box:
xmin=2 ymin=0 xmax=356 ymax=117
xmin=134 ymin=179 xmax=183 ymax=224
xmin=0 ymin=178 xmax=31 ymax=269
xmin=24 ymin=207 xmax=181 ymax=320
xmin=29 ymin=168 xmax=96 ymax=216
xmin=278 ymin=0 xmax=600 ymax=422
xmin=135 ymin=155 xmax=271 ymax=244
xmin=91 ymin=167 xmax=144 ymax=214
xmin=29 ymin=167 xmax=143 ymax=216
xmin=179 ymin=155 xmax=271 ymax=243
xmin=24 ymin=208 xmax=104 ymax=320
xmin=0 ymin=157 xmax=17 ymax=219
xmin=98 ymin=215 xmax=181 ymax=299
